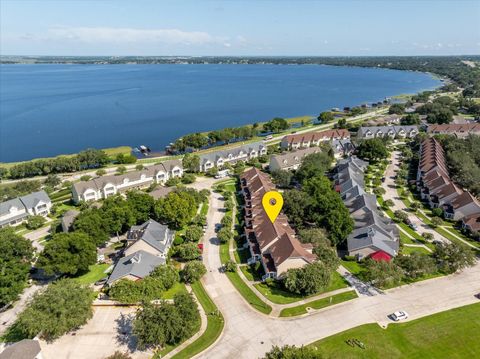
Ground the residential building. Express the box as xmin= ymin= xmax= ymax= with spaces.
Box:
xmin=417 ymin=138 xmax=480 ymax=224
xmin=61 ymin=209 xmax=80 ymax=232
xmin=269 ymin=147 xmax=320 ymax=171
xmin=462 ymin=213 xmax=480 ymax=234
xmin=72 ymin=159 xmax=183 ymax=203
xmin=330 ymin=139 xmax=355 ymax=158
xmin=125 ymin=219 xmax=174 ymax=259
xmin=106 ymin=219 xmax=174 ymax=285
xmin=280 ymin=129 xmax=350 ymax=150
xmin=0 ymin=339 xmax=42 ymax=359
xmin=427 ymin=123 xmax=480 ymax=138
xmin=106 ymin=250 xmax=164 ymax=285
xmin=356 ymin=125 xmax=418 ymax=139
xmin=198 ymin=142 xmax=267 ymax=172
xmin=0 ymin=190 xmax=52 ymax=228
xmin=334 ymin=157 xmax=399 ymax=260
xmin=240 ymin=168 xmax=316 ymax=280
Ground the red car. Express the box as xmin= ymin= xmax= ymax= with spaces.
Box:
xmin=197 ymin=243 xmax=204 ymax=253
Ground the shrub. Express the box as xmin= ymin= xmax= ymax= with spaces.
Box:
xmin=80 ymin=175 xmax=92 ymax=181
xmin=26 ymin=215 xmax=46 ymax=230
xmin=181 ymin=173 xmax=196 ymax=184
xmin=182 ymin=261 xmax=207 ymax=283
xmin=184 ymin=225 xmax=204 ymax=242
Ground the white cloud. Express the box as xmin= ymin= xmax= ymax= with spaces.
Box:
xmin=36 ymin=26 xmax=227 ymax=46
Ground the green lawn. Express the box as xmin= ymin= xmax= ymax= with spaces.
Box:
xmin=234 ymin=247 xmax=250 ymax=264
xmin=279 ymin=291 xmax=358 ymax=317
xmin=308 ymin=303 xmax=480 ymax=359
xmin=162 ymin=282 xmax=188 ymax=300
xmin=226 ymin=271 xmax=272 ymax=314
xmin=401 ymin=246 xmax=431 ymax=255
xmin=254 ymin=272 xmax=349 ymax=305
xmin=341 ymin=260 xmax=364 ymax=276
xmin=74 ymin=264 xmax=110 ymax=285
xmin=169 ymin=281 xmax=224 ymax=359
xmin=240 ymin=264 xmax=263 ymax=282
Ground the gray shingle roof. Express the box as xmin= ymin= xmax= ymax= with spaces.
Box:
xmin=128 ymin=219 xmax=174 ymax=254
xmin=19 ymin=190 xmax=51 ymax=209
xmin=0 ymin=198 xmax=24 ymax=217
xmin=347 ymin=226 xmax=399 ymax=257
xmin=199 ymin=142 xmax=266 ymax=165
xmin=357 ymin=125 xmax=418 ymax=138
xmin=61 ymin=210 xmax=80 ymax=231
xmin=73 ymin=159 xmax=182 ymax=195
xmin=269 ymin=147 xmax=320 ymax=170
xmin=107 ymin=250 xmax=164 ymax=285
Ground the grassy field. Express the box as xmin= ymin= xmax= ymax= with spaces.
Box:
xmin=170 ymin=281 xmax=224 ymax=359
xmin=254 ymin=272 xmax=349 ymax=305
xmin=308 ymin=303 xmax=480 ymax=359
xmin=226 ymin=271 xmax=272 ymax=314
xmin=74 ymin=264 xmax=110 ymax=285
xmin=401 ymin=246 xmax=431 ymax=255
xmin=279 ymin=290 xmax=358 ymax=317
xmin=162 ymin=282 xmax=188 ymax=300
xmin=0 ymin=146 xmax=132 ymax=169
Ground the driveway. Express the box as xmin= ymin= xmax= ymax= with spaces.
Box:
xmin=23 ymin=225 xmax=52 ymax=251
xmin=383 ymin=150 xmax=448 ymax=243
xmin=40 ymin=306 xmax=150 ymax=359
xmin=0 ymin=284 xmax=44 ymax=335
xmin=197 ymin=182 xmax=480 ymax=358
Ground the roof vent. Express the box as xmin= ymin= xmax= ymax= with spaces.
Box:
xmin=131 ymin=253 xmax=142 ymax=263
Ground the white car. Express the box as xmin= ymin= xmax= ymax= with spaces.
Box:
xmin=391 ymin=311 xmax=409 ymax=321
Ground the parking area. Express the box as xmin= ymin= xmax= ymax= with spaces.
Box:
xmin=40 ymin=306 xmax=151 ymax=359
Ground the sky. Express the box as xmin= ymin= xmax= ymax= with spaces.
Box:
xmin=1 ymin=0 xmax=479 ymax=56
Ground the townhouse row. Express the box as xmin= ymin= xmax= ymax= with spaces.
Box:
xmin=280 ymin=129 xmax=351 ymax=150
xmin=427 ymin=123 xmax=480 ymax=138
xmin=0 ymin=190 xmax=52 ymax=228
xmin=240 ymin=168 xmax=316 ymax=280
xmin=417 ymin=138 xmax=480 ymax=234
xmin=356 ymin=125 xmax=418 ymax=140
xmin=72 ymin=159 xmax=183 ymax=203
xmin=198 ymin=141 xmax=267 ymax=172
xmin=334 ymin=157 xmax=400 ymax=260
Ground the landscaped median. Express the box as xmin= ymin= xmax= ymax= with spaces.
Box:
xmin=169 ymin=281 xmax=224 ymax=359
xmin=279 ymin=290 xmax=358 ymax=317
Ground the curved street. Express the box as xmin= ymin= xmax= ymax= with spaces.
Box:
xmin=197 ymin=185 xmax=480 ymax=358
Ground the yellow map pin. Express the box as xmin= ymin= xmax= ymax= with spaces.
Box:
xmin=262 ymin=191 xmax=283 ymax=224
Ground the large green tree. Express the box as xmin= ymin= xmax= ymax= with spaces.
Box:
xmin=284 ymin=262 xmax=332 ymax=296
xmin=133 ymin=293 xmax=200 ymax=350
xmin=182 ymin=153 xmax=201 ymax=173
xmin=295 ymin=152 xmax=333 ymax=183
xmin=0 ymin=229 xmax=34 ymax=307
xmin=433 ymin=242 xmax=476 ymax=274
xmin=36 ymin=232 xmax=97 ymax=276
xmin=356 ymin=138 xmax=389 ymax=163
xmin=155 ymin=191 xmax=198 ymax=228
xmin=5 ymin=279 xmax=94 ymax=341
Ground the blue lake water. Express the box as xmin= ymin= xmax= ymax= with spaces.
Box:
xmin=0 ymin=64 xmax=440 ymax=162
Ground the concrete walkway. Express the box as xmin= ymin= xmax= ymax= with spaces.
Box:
xmin=383 ymin=150 xmax=449 ymax=244
xmin=198 ymin=187 xmax=480 ymax=359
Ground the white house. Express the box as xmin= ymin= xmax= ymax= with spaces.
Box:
xmin=72 ymin=159 xmax=183 ymax=203
xmin=198 ymin=142 xmax=267 ymax=172
xmin=0 ymin=191 xmax=52 ymax=228
xmin=357 ymin=126 xmax=418 ymax=139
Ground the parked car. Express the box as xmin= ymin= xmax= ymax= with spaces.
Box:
xmin=475 ymin=293 xmax=480 ymax=300
xmin=390 ymin=311 xmax=409 ymax=321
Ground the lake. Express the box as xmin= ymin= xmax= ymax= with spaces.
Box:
xmin=0 ymin=64 xmax=440 ymax=162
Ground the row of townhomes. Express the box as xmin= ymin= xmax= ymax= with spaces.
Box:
xmin=198 ymin=141 xmax=267 ymax=172
xmin=417 ymin=138 xmax=480 ymax=234
xmin=427 ymin=123 xmax=480 ymax=138
xmin=269 ymin=147 xmax=321 ymax=171
xmin=356 ymin=125 xmax=418 ymax=140
xmin=0 ymin=190 xmax=52 ymax=228
xmin=280 ymin=129 xmax=350 ymax=150
xmin=334 ymin=157 xmax=400 ymax=260
xmin=72 ymin=159 xmax=183 ymax=203
xmin=107 ymin=219 xmax=174 ymax=285
xmin=240 ymin=168 xmax=316 ymax=280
